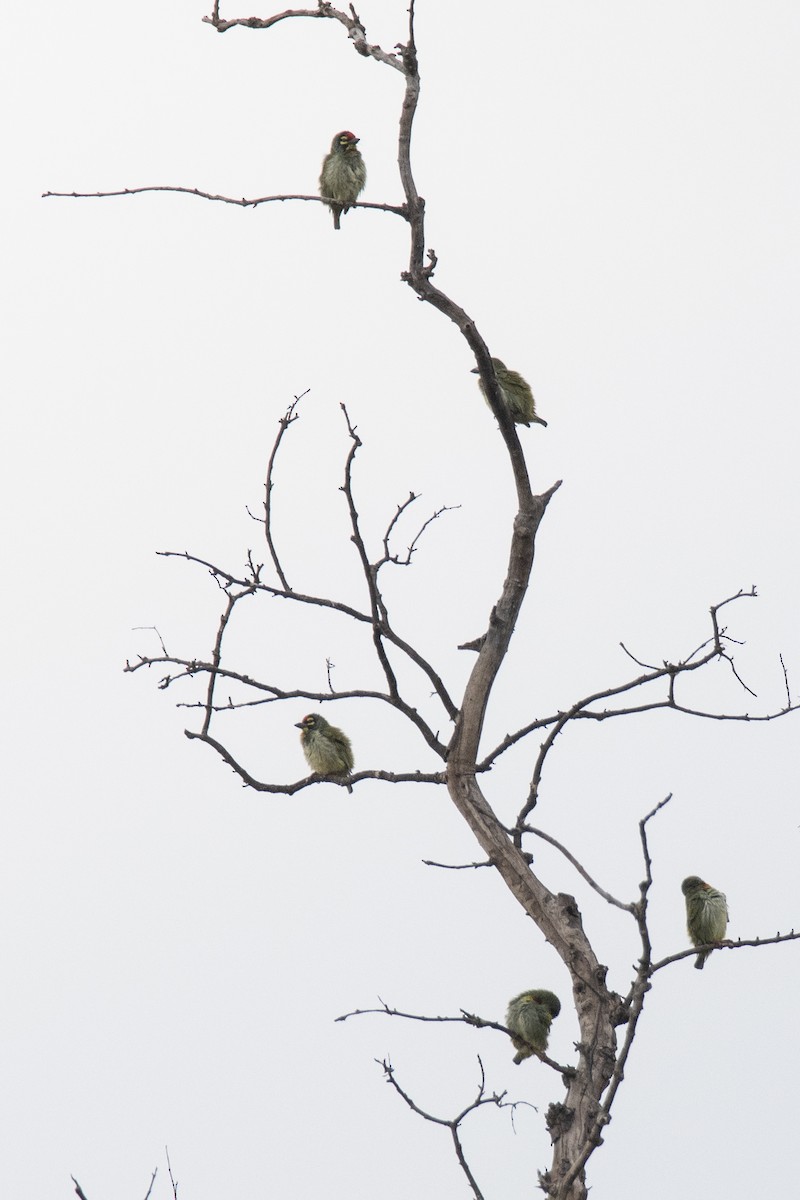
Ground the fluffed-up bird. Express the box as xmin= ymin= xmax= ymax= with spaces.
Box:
xmin=471 ymin=358 xmax=547 ymax=427
xmin=682 ymin=875 xmax=729 ymax=969
xmin=505 ymin=989 xmax=561 ymax=1064
xmin=295 ymin=713 xmax=354 ymax=781
xmin=319 ymin=131 xmax=367 ymax=230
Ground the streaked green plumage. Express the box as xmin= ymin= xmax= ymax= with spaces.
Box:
xmin=682 ymin=875 xmax=728 ymax=970
xmin=319 ymin=131 xmax=367 ymax=230
xmin=295 ymin=712 xmax=354 ymax=778
xmin=471 ymin=358 xmax=547 ymax=428
xmin=505 ymin=989 xmax=561 ymax=1064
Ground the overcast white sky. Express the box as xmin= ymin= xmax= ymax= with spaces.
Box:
xmin=4 ymin=3 xmax=800 ymax=1198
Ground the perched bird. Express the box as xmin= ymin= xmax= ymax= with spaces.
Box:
xmin=471 ymin=358 xmax=547 ymax=427
xmin=295 ymin=713 xmax=354 ymax=781
xmin=505 ymin=989 xmax=561 ymax=1064
xmin=682 ymin=875 xmax=729 ymax=969
xmin=319 ymin=131 xmax=367 ymax=230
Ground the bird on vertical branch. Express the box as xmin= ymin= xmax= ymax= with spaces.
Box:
xmin=319 ymin=131 xmax=367 ymax=230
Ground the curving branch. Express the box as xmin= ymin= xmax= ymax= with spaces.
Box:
xmin=523 ymin=826 xmax=634 ymax=914
xmin=184 ymin=727 xmax=444 ymax=793
xmin=202 ymin=1 xmax=407 ymax=72
xmin=376 ymin=491 xmax=460 ymax=572
xmin=340 ymin=405 xmax=401 ymax=696
xmin=378 ymin=1055 xmax=522 ymax=1200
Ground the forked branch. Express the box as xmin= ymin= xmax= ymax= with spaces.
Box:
xmin=378 ymin=1055 xmax=523 ymax=1200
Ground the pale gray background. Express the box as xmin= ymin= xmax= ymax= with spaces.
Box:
xmin=3 ymin=2 xmax=799 ymax=1197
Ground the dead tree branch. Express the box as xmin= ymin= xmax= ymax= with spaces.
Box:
xmin=335 ymin=998 xmax=574 ymax=1078
xmin=378 ymin=1054 xmax=523 ymax=1200
xmin=43 ymin=187 xmax=406 ymax=217
xmin=259 ymin=391 xmax=306 ymax=591
xmin=523 ymin=826 xmax=633 ymax=913
xmin=650 ymin=930 xmax=800 ymax=974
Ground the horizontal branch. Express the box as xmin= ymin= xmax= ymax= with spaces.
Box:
xmin=184 ymin=728 xmax=445 ymax=792
xmin=649 ymin=929 xmax=800 ymax=974
xmin=336 ymin=999 xmax=574 ymax=1078
xmin=204 ymin=5 xmax=334 ymax=33
xmin=42 ymin=187 xmax=407 ymax=218
xmin=421 ymin=857 xmax=495 ymax=870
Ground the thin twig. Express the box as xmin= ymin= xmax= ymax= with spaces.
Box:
xmin=43 ymin=187 xmax=406 ymax=216
xmin=263 ymin=392 xmax=306 ymax=590
xmin=421 ymin=857 xmax=494 ymax=870
xmin=339 ymin=404 xmax=397 ymax=694
xmin=378 ymin=1055 xmax=518 ymax=1200
xmin=165 ymin=1146 xmax=178 ymax=1200
xmin=132 ymin=626 xmax=168 ymax=655
xmin=780 ymin=652 xmax=792 ymax=708
xmin=202 ymin=588 xmax=255 ymax=736
xmin=336 ymin=404 xmax=458 ymax=725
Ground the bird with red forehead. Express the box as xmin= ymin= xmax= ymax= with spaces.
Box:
xmin=319 ymin=131 xmax=367 ymax=230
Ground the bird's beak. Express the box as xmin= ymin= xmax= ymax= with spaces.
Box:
xmin=294 ymin=721 xmax=305 ymax=729
xmin=470 ymin=367 xmax=479 ymax=374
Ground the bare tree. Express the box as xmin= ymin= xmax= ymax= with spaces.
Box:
xmin=55 ymin=4 xmax=800 ymax=1198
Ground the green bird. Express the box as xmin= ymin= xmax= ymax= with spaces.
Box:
xmin=471 ymin=358 xmax=547 ymax=428
xmin=319 ymin=131 xmax=367 ymax=230
xmin=505 ymin=989 xmax=561 ymax=1064
xmin=682 ymin=875 xmax=729 ymax=969
xmin=295 ymin=713 xmax=354 ymax=780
